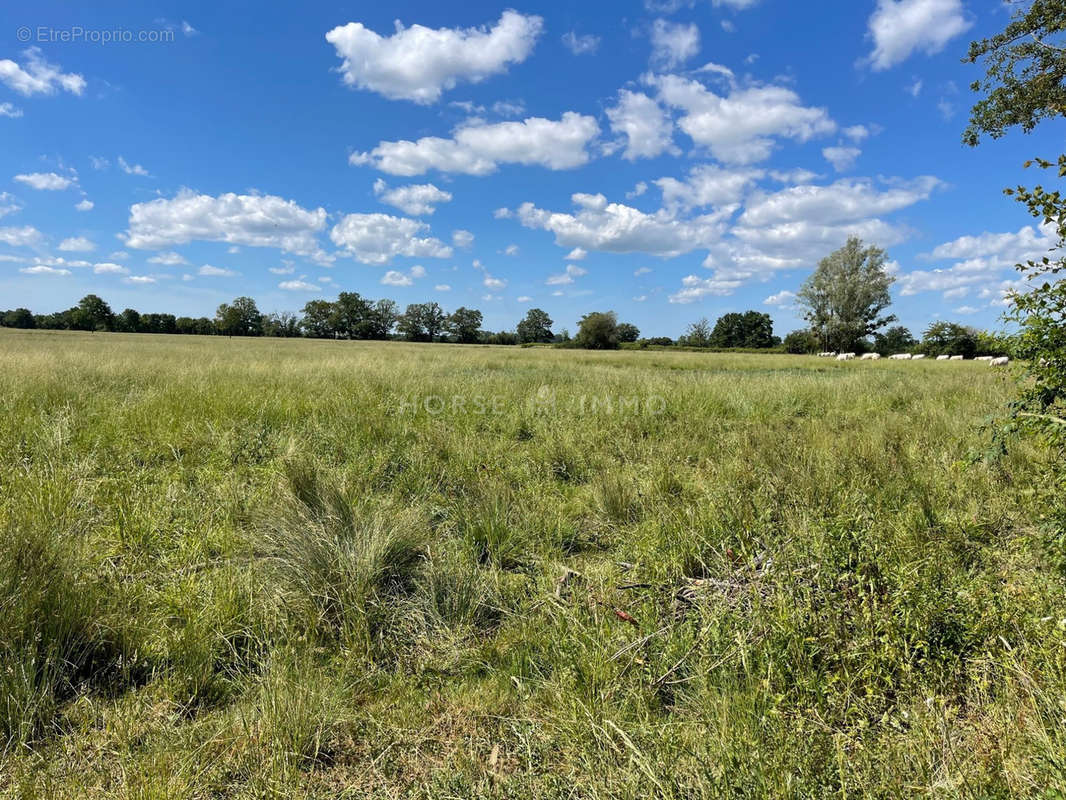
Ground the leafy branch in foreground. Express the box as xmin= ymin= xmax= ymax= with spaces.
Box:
xmin=964 ymin=0 xmax=1066 ymax=145
xmin=1004 ymin=158 xmax=1066 ymax=456
xmin=965 ymin=1 xmax=1066 ymax=472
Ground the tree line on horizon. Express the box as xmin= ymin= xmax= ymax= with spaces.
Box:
xmin=0 ymin=237 xmax=1013 ymax=354
xmin=0 ymin=293 xmax=638 ymax=348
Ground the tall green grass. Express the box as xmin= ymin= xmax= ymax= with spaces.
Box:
xmin=0 ymin=328 xmax=1063 ymax=797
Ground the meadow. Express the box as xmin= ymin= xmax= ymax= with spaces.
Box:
xmin=1 ymin=328 xmax=1064 ymax=798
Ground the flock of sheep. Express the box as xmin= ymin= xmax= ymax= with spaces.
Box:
xmin=817 ymin=352 xmax=1010 ymax=366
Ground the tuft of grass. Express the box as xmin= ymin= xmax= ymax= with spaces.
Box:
xmin=257 ymin=458 xmax=427 ymax=654
xmin=0 ymin=523 xmax=124 ymax=749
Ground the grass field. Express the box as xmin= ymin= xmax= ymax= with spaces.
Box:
xmin=1 ymin=328 xmax=1065 ymax=798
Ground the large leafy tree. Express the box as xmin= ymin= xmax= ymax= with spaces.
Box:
xmin=965 ymin=0 xmax=1066 ymax=451
xmin=919 ymin=322 xmax=978 ymax=359
xmin=369 ymin=299 xmax=399 ymax=339
xmin=397 ymin=302 xmax=446 ymax=342
xmin=1 ymin=308 xmax=36 ymax=329
xmin=330 ymin=292 xmax=374 ymax=339
xmin=783 ymin=329 xmax=819 ymax=354
xmin=616 ymin=322 xmax=640 ymax=343
xmin=874 ymin=325 xmax=917 ymax=356
xmin=71 ymin=294 xmax=114 ymax=332
xmin=263 ymin=311 xmax=300 ymax=338
xmin=301 ymin=300 xmax=335 ymax=338
xmin=114 ymin=308 xmax=143 ymax=333
xmin=709 ymin=311 xmax=775 ymax=348
xmin=797 ymin=237 xmax=896 ymax=352
xmin=575 ymin=311 xmax=620 ymax=350
xmin=142 ymin=313 xmax=177 ymax=334
xmin=446 ymin=306 xmax=483 ymax=343
xmin=215 ymin=297 xmax=262 ymax=337
xmin=516 ymin=308 xmax=553 ymax=343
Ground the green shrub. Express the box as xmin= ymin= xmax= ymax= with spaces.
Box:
xmin=783 ymin=329 xmax=819 ymax=354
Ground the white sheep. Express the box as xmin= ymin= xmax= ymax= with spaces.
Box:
xmin=912 ymin=354 xmax=926 ymax=360
xmin=936 ymin=354 xmax=951 ymax=361
xmin=861 ymin=352 xmax=881 ymax=360
xmin=889 ymin=353 xmax=912 ymax=360
xmin=990 ymin=356 xmax=1010 ymax=367
xmin=836 ymin=352 xmax=855 ymax=361
xmin=950 ymin=355 xmax=964 ymax=361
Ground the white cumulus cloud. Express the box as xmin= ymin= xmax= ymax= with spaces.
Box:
xmin=0 ymin=192 xmax=22 ymax=218
xmin=650 ymin=74 xmax=835 ymax=164
xmin=280 ymin=279 xmax=321 ymax=291
xmin=562 ymin=31 xmax=600 ymax=55
xmin=738 ymin=176 xmax=941 ymax=228
xmin=20 ymin=264 xmax=71 ymax=276
xmin=514 ymin=192 xmax=728 ymax=257
xmin=0 ymin=48 xmax=85 ymax=96
xmin=898 ymin=223 xmax=1056 ymax=297
xmin=655 ymin=164 xmax=763 ymax=209
xmin=669 ymin=274 xmax=744 ymax=303
xmin=58 ymin=236 xmax=95 ymax=252
xmin=14 ymin=172 xmax=75 ymax=190
xmin=373 ymin=179 xmax=452 ymax=215
xmin=326 ymin=11 xmax=543 ymax=103
xmin=650 ymin=19 xmax=700 ymax=69
xmin=125 ymin=189 xmax=328 ymax=258
xmin=199 ymin=264 xmax=239 ymax=277
xmin=606 ymin=90 xmax=676 ymax=160
xmin=866 ymin=0 xmax=971 ymax=71
xmin=843 ymin=124 xmax=870 ymax=142
xmin=329 ymin=212 xmax=453 ymax=264
xmin=118 ymin=156 xmax=150 ymax=176
xmin=822 ymin=146 xmax=861 ymax=172
xmin=381 ymin=270 xmax=413 ymax=286
xmin=546 ymin=263 xmax=587 ymax=285
xmin=93 ymin=262 xmax=128 ymax=275
xmin=147 ymin=251 xmax=188 ymax=265
xmin=764 ymin=289 xmax=796 ymax=306
xmin=351 ymin=112 xmax=600 ymax=175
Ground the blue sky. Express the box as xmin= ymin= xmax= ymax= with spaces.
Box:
xmin=0 ymin=0 xmax=1058 ymax=337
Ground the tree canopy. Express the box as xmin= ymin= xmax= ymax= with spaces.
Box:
xmin=215 ymin=297 xmax=263 ymax=337
xmin=445 ymin=307 xmax=483 ymax=344
xmin=797 ymin=236 xmax=896 ymax=352
xmin=516 ymin=308 xmax=554 ymax=343
xmin=964 ymin=0 xmax=1066 ymax=145
xmin=575 ymin=311 xmax=621 ymax=350
xmin=873 ymin=325 xmax=917 ymax=356
xmin=709 ymin=311 xmax=775 ymax=349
